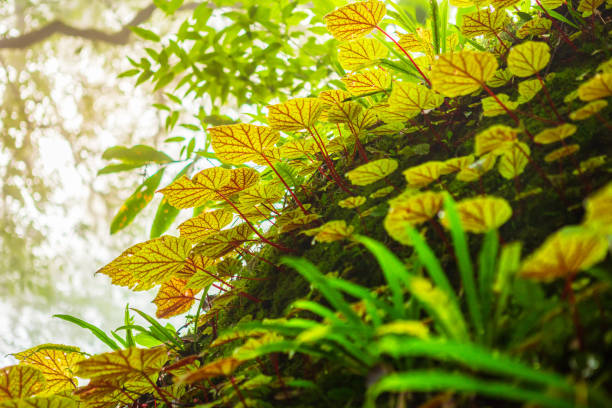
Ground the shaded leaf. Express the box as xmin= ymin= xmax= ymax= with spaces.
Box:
xmin=178 ymin=358 xmax=243 ymax=384
xmin=569 ymin=100 xmax=608 ymax=120
xmin=486 ymin=69 xmax=513 ymax=88
xmin=102 ymin=145 xmax=172 ymax=164
xmin=534 ymin=124 xmax=577 ymax=144
xmin=577 ymin=73 xmax=612 ymax=101
xmin=346 ymin=158 xmax=398 ymax=185
xmin=517 ymin=79 xmax=543 ymax=104
xmin=389 ymin=82 xmax=444 ymax=112
xmin=111 ymin=169 xmax=164 ymax=234
xmin=440 ymin=196 xmax=512 ymax=233
xmin=403 ymin=161 xmax=444 ymax=188
xmin=517 ymin=17 xmax=552 ymax=39
xmin=338 ymin=196 xmax=367 ymax=209
xmin=192 ymin=224 xmax=252 ymax=258
xmin=440 ymin=155 xmax=475 ymax=175
xmin=498 ymin=142 xmax=530 ymax=179
xmin=544 ymin=144 xmax=580 ymax=162
xmin=482 ymin=94 xmax=519 ymax=117
xmin=303 ymin=220 xmax=354 ymax=243
xmin=474 ymin=125 xmax=520 ymax=156
xmin=584 ymin=181 xmax=612 ymax=233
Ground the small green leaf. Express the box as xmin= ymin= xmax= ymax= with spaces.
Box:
xmin=102 ymin=145 xmax=172 ymax=164
xmin=129 ymin=26 xmax=161 ymax=42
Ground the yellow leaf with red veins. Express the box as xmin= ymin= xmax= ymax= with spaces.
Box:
xmin=474 ymin=125 xmax=520 ymax=156
xmin=267 ymin=98 xmax=324 ymax=131
xmin=153 ymin=278 xmax=196 ymax=318
xmin=325 ymin=101 xmax=363 ymax=124
xmin=74 ymin=379 xmax=152 ymax=408
xmin=386 ymin=191 xmax=444 ymax=226
xmin=432 ymin=51 xmax=498 ymax=97
xmin=457 ymin=154 xmax=497 ymax=182
xmin=277 ymin=212 xmax=320 ymax=234
xmin=398 ymin=28 xmax=433 ymax=54
xmin=158 ymin=167 xmax=231 ymax=209
xmin=119 ymin=235 xmax=191 ymax=286
xmin=0 ymin=395 xmax=78 ymax=408
xmin=192 ymin=224 xmax=252 ymax=258
xmin=338 ymin=196 xmax=367 ymax=209
xmin=372 ymin=103 xmax=420 ymax=123
xmin=389 ymin=82 xmax=444 ymax=112
xmin=217 ymin=168 xmax=260 ymax=198
xmin=342 ymin=68 xmax=391 ymax=96
xmin=534 ymin=124 xmax=577 ymax=144
xmin=324 ymin=0 xmax=386 ymax=41
xmin=75 ymin=347 xmax=167 ymax=383
xmin=577 ymin=73 xmax=612 ymax=101
xmin=346 ymin=158 xmax=398 ymax=185
xmin=185 ymin=266 xmax=218 ymax=290
xmin=498 ymin=142 xmax=530 ymax=179
xmin=517 ymin=79 xmax=543 ymax=104
xmin=177 ymin=254 xmax=217 ymax=279
xmin=279 ymin=139 xmax=318 ymax=159
xmin=209 ymin=123 xmax=279 ymax=164
xmin=584 ymin=182 xmax=612 ymax=233
xmin=370 ymin=186 xmax=394 ymax=198
xmin=577 ymin=0 xmax=604 ymax=14
xmin=96 ymin=240 xmax=156 ymax=291
xmin=450 ymin=0 xmax=491 ymax=7
xmin=338 ymin=38 xmax=388 ymax=71
xmin=318 ymin=90 xmax=352 ymax=107
xmin=486 ymin=69 xmax=513 ymax=88
xmin=490 ymin=0 xmax=520 ymax=8
xmin=179 ymin=210 xmax=233 ymax=243
xmin=517 ymin=17 xmax=552 ymax=39
xmin=239 ymin=183 xmax=284 ymax=206
xmin=178 ymin=358 xmax=243 ymax=384
xmin=403 ymin=161 xmax=444 ymax=188
xmin=441 ymin=155 xmax=475 ymax=175
xmin=0 ymin=366 xmax=45 ymax=401
xmin=569 ymin=100 xmax=608 ymax=120
xmin=350 ymin=108 xmax=378 ymax=133
xmin=544 ymin=144 xmax=580 ymax=162
xmin=520 ymin=227 xmax=608 ymax=280
xmin=481 ymin=94 xmax=519 ymax=117
xmin=14 ymin=345 xmax=84 ymax=395
xmin=440 ymin=196 xmax=512 ymax=233
xmin=507 ymin=41 xmax=550 ymax=77
xmin=304 ymin=220 xmax=354 ymax=243
xmin=460 ymin=9 xmax=507 ymax=38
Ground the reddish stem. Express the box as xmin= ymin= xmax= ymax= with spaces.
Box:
xmin=535 ymin=72 xmax=563 ymax=122
xmin=229 ymin=376 xmax=248 ymax=408
xmin=376 ymin=26 xmax=431 ymax=86
xmin=263 ymin=156 xmax=308 ymax=215
xmin=535 ymin=0 xmax=580 ymax=52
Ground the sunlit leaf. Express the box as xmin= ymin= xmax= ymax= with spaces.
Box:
xmin=0 ymin=366 xmax=45 ymax=401
xmin=74 ymin=378 xmax=152 ymax=408
xmin=118 ymin=235 xmax=191 ymax=286
xmin=431 ymin=51 xmax=498 ymax=97
xmin=318 ymin=89 xmax=352 ymax=106
xmin=375 ymin=321 xmax=430 ymax=338
xmin=577 ymin=73 xmax=612 ymax=101
xmin=534 ymin=124 xmax=577 ymax=144
xmin=389 ymin=82 xmax=444 ymax=112
xmin=14 ymin=345 xmax=84 ymax=395
xmin=456 ymin=154 xmax=497 ymax=182
xmin=507 ymin=41 xmax=550 ymax=77
xmin=540 ymin=0 xmax=564 ymax=7
xmin=239 ymin=183 xmax=284 ymax=206
xmin=482 ymin=93 xmax=519 ymax=117
xmin=192 ymin=224 xmax=252 ymax=258
xmin=440 ymin=155 xmax=475 ymax=175
xmin=517 ymin=17 xmax=552 ymax=39
xmin=324 ymin=101 xmax=363 ymax=124
xmin=372 ymin=103 xmax=420 ymax=123
xmin=440 ymin=196 xmax=512 ymax=233
xmin=153 ymin=278 xmax=196 ymax=318
xmin=544 ymin=144 xmax=580 ymax=162
xmin=577 ymin=0 xmax=605 ymax=15
xmin=75 ymin=347 xmax=167 ymax=382
xmin=486 ymin=69 xmax=513 ymax=88
xmin=403 ymin=161 xmax=444 ymax=188
xmin=267 ymin=98 xmax=324 ymax=132
xmin=338 ymin=38 xmax=388 ymax=71
xmin=517 ymin=79 xmax=543 ymax=104
xmin=490 ymin=0 xmax=521 ymax=8
xmin=178 ymin=358 xmax=243 ymax=384
xmin=460 ymin=9 xmax=506 ymax=38
xmin=474 ymin=125 xmax=520 ymax=156
xmin=178 ymin=210 xmax=233 ymax=243
xmin=101 ymin=145 xmax=172 ymax=165
xmin=96 ymin=241 xmax=156 ymax=291
xmin=158 ymin=167 xmax=231 ymax=209
xmin=346 ymin=158 xmax=398 ymax=185
xmin=569 ymin=100 xmax=608 ymax=120
xmin=584 ymin=181 xmax=612 ymax=233
xmin=350 ymin=108 xmax=379 ymax=133
xmin=304 ymin=220 xmax=354 ymax=243
xmin=209 ymin=124 xmax=280 ymax=164
xmin=279 ymin=139 xmax=318 ymax=159
xmin=111 ymin=169 xmax=164 ymax=234
xmin=177 ymin=254 xmax=217 ymax=280
xmin=338 ymin=196 xmax=367 ymax=209
xmin=398 ymin=28 xmax=433 ymax=55
xmin=498 ymin=142 xmax=530 ymax=179
xmin=0 ymin=395 xmax=77 ymax=408
xmin=342 ymin=68 xmax=391 ymax=96
xmin=324 ymin=0 xmax=386 ymax=41
xmin=217 ymin=168 xmax=260 ymax=197
xmin=520 ymin=227 xmax=608 ymax=280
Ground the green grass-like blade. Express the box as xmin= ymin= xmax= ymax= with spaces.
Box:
xmin=54 ymin=314 xmax=120 ymax=351
xmin=443 ymin=194 xmax=483 ymax=339
xmin=478 ymin=229 xmax=499 ymax=327
xmin=131 ymin=308 xmax=183 ymax=348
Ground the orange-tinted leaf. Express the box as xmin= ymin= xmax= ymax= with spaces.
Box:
xmin=474 ymin=125 xmax=520 ymax=156
xmin=338 ymin=196 xmax=367 ymax=209
xmin=577 ymin=73 xmax=612 ymax=101
xmin=324 ymin=0 xmax=386 ymax=41
xmin=209 ymin=124 xmax=280 ymax=164
xmin=544 ymin=144 xmax=580 ymax=162
xmin=304 ymin=220 xmax=354 ymax=243
xmin=118 ymin=235 xmax=191 ymax=286
xmin=178 ymin=358 xmax=243 ymax=383
xmin=507 ymin=41 xmax=550 ymax=77
xmin=431 ymin=51 xmax=498 ymax=97
xmin=440 ymin=195 xmax=512 ymax=233
xmin=346 ymin=158 xmax=398 ymax=185
xmin=460 ymin=9 xmax=506 ymax=38
xmin=75 ymin=347 xmax=167 ymax=382
xmin=520 ymin=227 xmax=608 ymax=280
xmin=403 ymin=161 xmax=444 ymax=188
xmin=498 ymin=142 xmax=530 ymax=179
xmin=267 ymin=98 xmax=324 ymax=131
xmin=338 ymin=38 xmax=388 ymax=71
xmin=534 ymin=124 xmax=577 ymax=144
xmin=96 ymin=241 xmax=156 ymax=290
xmin=191 ymin=224 xmax=252 ymax=258
xmin=342 ymin=68 xmax=391 ymax=96
xmin=177 ymin=254 xmax=217 ymax=279
xmin=569 ymin=100 xmax=608 ymax=120
xmin=0 ymin=366 xmax=45 ymax=401
xmin=179 ymin=210 xmax=233 ymax=243
xmin=14 ymin=345 xmax=84 ymax=395
xmin=158 ymin=167 xmax=231 ymax=209
xmin=517 ymin=17 xmax=552 ymax=39
xmin=389 ymin=82 xmax=444 ymax=112
xmin=153 ymin=278 xmax=196 ymax=318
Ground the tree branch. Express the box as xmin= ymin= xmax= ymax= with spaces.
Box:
xmin=0 ymin=3 xmax=201 ymax=49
